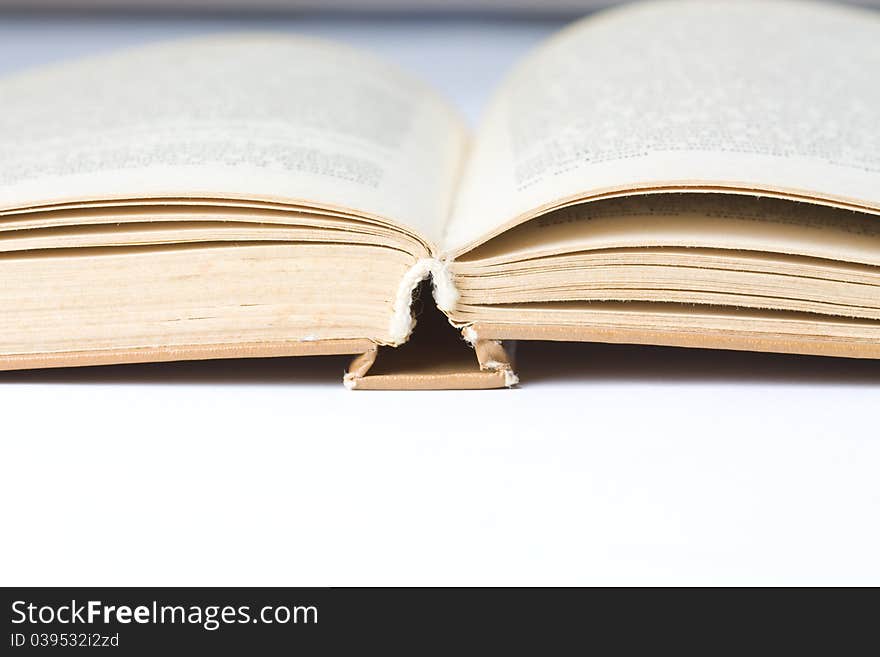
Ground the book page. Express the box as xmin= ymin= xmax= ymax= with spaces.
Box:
xmin=0 ymin=34 xmax=467 ymax=248
xmin=456 ymin=194 xmax=880 ymax=268
xmin=444 ymin=0 xmax=880 ymax=254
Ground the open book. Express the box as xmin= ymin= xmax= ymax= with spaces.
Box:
xmin=3 ymin=0 xmax=880 ymax=389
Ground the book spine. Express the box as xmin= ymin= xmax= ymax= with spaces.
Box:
xmin=387 ymin=258 xmax=458 ymax=345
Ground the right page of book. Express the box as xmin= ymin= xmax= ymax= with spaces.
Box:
xmin=443 ymin=0 xmax=880 ymax=255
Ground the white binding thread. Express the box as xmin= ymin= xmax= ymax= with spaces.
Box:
xmin=461 ymin=325 xmax=479 ymax=345
xmin=387 ymin=258 xmax=458 ymax=345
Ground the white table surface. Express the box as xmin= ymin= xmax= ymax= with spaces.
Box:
xmin=1 ymin=13 xmax=879 ymax=586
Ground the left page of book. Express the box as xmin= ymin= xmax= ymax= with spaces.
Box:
xmin=0 ymin=33 xmax=467 ymax=247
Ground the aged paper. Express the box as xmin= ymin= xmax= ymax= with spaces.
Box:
xmin=446 ymin=0 xmax=880 ymax=253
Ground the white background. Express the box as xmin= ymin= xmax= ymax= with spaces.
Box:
xmin=1 ymin=11 xmax=879 ymax=586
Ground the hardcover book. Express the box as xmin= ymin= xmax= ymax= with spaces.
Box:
xmin=2 ymin=0 xmax=879 ymax=388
